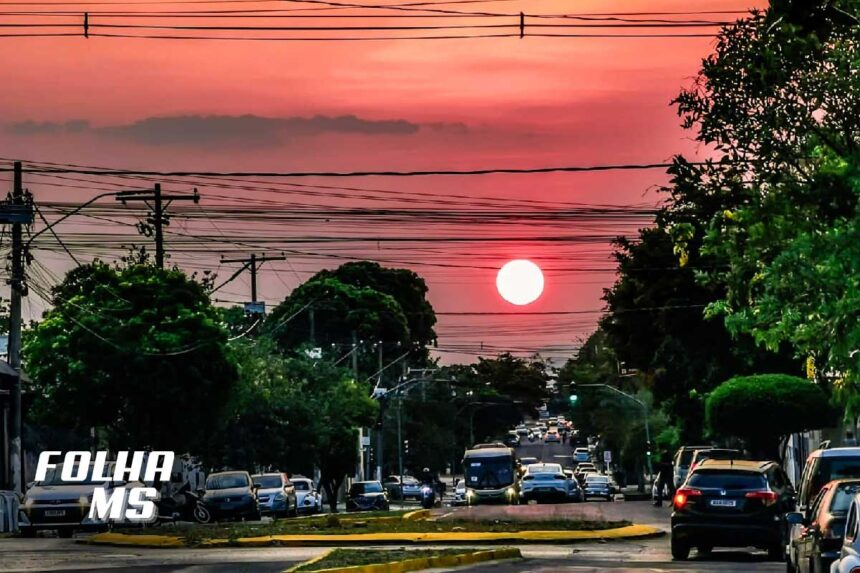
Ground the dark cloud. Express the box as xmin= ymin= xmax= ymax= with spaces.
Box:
xmin=7 ymin=120 xmax=91 ymax=135
xmin=7 ymin=114 xmax=437 ymax=147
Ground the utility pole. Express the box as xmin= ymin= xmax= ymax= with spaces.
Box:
xmin=352 ymin=332 xmax=364 ymax=481
xmin=116 ymin=185 xmax=200 ymax=269
xmin=2 ymin=162 xmax=34 ymax=494
xmin=220 ymin=253 xmax=286 ymax=313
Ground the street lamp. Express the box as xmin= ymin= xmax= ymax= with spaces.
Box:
xmin=573 ymin=383 xmax=653 ymax=479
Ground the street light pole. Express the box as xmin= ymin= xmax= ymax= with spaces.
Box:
xmin=575 ymin=384 xmax=653 ymax=479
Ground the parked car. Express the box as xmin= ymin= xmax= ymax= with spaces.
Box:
xmin=18 ymin=461 xmax=144 ymax=537
xmin=251 ymin=473 xmax=297 ymax=518
xmin=829 ymin=492 xmax=860 ymax=572
xmin=290 ymin=475 xmax=323 ymax=515
xmin=583 ymin=474 xmax=614 ymax=501
xmin=670 ymin=459 xmax=794 ymax=561
xmin=673 ymin=445 xmax=712 ymax=489
xmin=520 ymin=463 xmax=579 ymax=504
xmin=382 ymin=475 xmax=422 ymax=500
xmin=202 ymin=471 xmax=261 ymax=521
xmin=797 ymin=448 xmax=860 ymax=513
xmin=689 ymin=448 xmax=745 ymax=473
xmin=515 ymin=425 xmax=529 ymax=437
xmin=786 ymin=479 xmax=860 ymax=573
xmin=346 ymin=481 xmax=390 ymax=512
xmin=573 ymin=448 xmax=590 ymax=463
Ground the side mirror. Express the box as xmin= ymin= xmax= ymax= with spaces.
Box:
xmin=26 ymin=481 xmax=34 ymax=491
xmin=785 ymin=512 xmax=806 ymax=527
xmin=252 ymin=483 xmax=261 ymax=491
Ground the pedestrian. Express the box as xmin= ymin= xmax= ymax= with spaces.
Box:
xmin=653 ymin=451 xmax=675 ymax=508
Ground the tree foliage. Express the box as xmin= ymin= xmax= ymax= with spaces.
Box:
xmin=706 ymin=374 xmax=836 ymax=459
xmin=24 ymin=262 xmax=238 ymax=452
xmin=667 ymin=5 xmax=860 ymax=388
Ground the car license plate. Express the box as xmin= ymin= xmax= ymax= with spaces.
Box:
xmin=710 ymin=499 xmax=736 ymax=507
xmin=44 ymin=510 xmax=66 ymax=517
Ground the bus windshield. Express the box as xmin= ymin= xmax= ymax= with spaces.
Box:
xmin=464 ymin=454 xmax=515 ymax=489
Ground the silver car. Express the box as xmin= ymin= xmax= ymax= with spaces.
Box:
xmin=252 ymin=473 xmax=297 ymax=518
xmin=827 ymin=493 xmax=860 ymax=572
xmin=521 ymin=463 xmax=580 ymax=503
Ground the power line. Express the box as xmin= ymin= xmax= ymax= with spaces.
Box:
xmin=4 ymin=160 xmax=690 ymax=177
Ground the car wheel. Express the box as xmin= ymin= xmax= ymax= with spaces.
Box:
xmin=57 ymin=529 xmax=74 ymax=539
xmin=671 ymin=537 xmax=690 ymax=561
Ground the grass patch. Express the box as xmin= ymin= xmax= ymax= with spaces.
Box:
xmin=136 ymin=513 xmax=629 ymax=547
xmin=292 ymin=548 xmax=486 ymax=572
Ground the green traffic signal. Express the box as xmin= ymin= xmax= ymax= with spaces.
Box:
xmin=569 ymin=394 xmax=578 ymax=404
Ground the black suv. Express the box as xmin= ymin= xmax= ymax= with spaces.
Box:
xmin=671 ymin=459 xmax=795 ymax=561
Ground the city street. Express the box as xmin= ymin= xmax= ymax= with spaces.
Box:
xmin=0 ymin=437 xmax=782 ymax=573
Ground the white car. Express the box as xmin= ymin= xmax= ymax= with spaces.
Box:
xmin=573 ymin=448 xmax=590 ymax=463
xmin=452 ymin=478 xmax=467 ymax=506
xmin=290 ymin=476 xmax=322 ymax=515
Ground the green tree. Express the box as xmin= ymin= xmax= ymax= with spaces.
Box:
xmin=24 ymin=262 xmax=238 ymax=451
xmin=311 ymin=261 xmax=437 ymax=362
xmin=706 ymin=374 xmax=836 ymax=460
xmin=265 ymin=277 xmax=410 ymax=378
xmin=667 ymin=5 xmax=860 ymax=387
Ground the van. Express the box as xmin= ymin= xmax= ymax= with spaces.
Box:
xmin=797 ymin=448 xmax=860 ymax=511
xmin=673 ymin=445 xmax=711 ymax=488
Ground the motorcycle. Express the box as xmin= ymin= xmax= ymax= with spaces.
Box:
xmin=420 ymin=484 xmax=437 ymax=509
xmin=155 ymin=483 xmax=211 ymax=524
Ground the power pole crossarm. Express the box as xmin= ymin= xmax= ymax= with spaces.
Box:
xmin=116 ymin=186 xmax=200 ymax=269
xmin=220 ymin=254 xmax=286 ymax=305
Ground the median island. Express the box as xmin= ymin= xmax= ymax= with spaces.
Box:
xmin=85 ymin=510 xmax=660 ymax=548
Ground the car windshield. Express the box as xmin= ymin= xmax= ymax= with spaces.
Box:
xmin=293 ymin=480 xmax=311 ymax=491
xmin=465 ymin=455 xmax=514 ymax=489
xmin=252 ymin=475 xmax=283 ymax=489
xmin=831 ymin=483 xmax=860 ymax=514
xmin=350 ymin=482 xmax=383 ymax=495
xmin=688 ymin=471 xmax=766 ymax=490
xmin=813 ymin=459 xmax=860 ymax=495
xmin=207 ymin=473 xmax=249 ymax=489
xmin=40 ymin=463 xmax=113 ymax=486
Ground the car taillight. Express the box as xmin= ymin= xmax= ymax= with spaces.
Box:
xmin=745 ymin=490 xmax=778 ymax=505
xmin=850 ymin=568 xmax=860 ymax=573
xmin=673 ymin=488 xmax=702 ymax=509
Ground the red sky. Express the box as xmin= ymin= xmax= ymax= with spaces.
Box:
xmin=0 ymin=0 xmax=763 ymax=364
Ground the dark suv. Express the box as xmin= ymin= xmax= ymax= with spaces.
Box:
xmin=671 ymin=459 xmax=795 ymax=561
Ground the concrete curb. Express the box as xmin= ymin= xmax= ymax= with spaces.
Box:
xmin=85 ymin=524 xmax=663 ymax=548
xmin=283 ymin=549 xmax=334 ymax=573
xmin=284 ymin=548 xmax=521 ymax=573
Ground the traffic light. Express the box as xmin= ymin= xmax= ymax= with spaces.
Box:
xmin=403 ymin=439 xmax=409 ymax=455
xmin=569 ymin=394 xmax=578 ymax=405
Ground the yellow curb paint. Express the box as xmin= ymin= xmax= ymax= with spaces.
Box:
xmin=289 ymin=548 xmax=521 ymax=573
xmin=86 ymin=532 xmax=185 ymax=548
xmin=86 ymin=524 xmax=662 ymax=549
xmin=283 ymin=549 xmax=334 ymax=573
xmin=401 ymin=510 xmax=430 ymax=522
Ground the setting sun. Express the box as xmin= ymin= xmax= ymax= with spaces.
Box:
xmin=496 ymin=260 xmax=544 ymax=306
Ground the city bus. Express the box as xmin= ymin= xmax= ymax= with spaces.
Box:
xmin=461 ymin=446 xmax=519 ymax=505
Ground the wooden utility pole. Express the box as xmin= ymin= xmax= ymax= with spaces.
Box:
xmin=220 ymin=253 xmax=286 ymax=310
xmin=2 ymin=162 xmax=34 ymax=493
xmin=116 ymin=185 xmax=200 ymax=269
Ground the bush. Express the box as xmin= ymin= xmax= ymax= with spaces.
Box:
xmin=706 ymin=374 xmax=836 ymax=459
